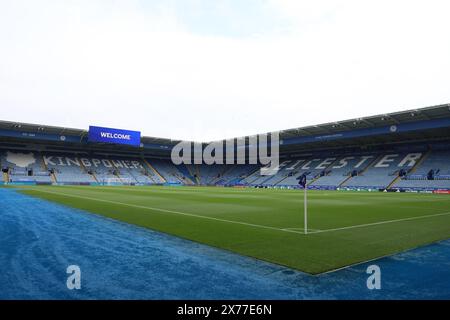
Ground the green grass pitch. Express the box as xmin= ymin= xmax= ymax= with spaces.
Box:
xmin=17 ymin=185 xmax=450 ymax=274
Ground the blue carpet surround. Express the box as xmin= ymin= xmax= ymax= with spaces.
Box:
xmin=0 ymin=188 xmax=448 ymax=300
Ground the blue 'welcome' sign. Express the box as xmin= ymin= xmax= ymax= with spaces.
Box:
xmin=88 ymin=126 xmax=141 ymax=146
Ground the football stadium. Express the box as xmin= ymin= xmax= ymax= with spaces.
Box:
xmin=2 ymin=1 xmax=450 ymax=309
xmin=1 ymin=104 xmax=449 ymax=300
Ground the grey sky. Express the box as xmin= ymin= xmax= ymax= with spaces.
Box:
xmin=0 ymin=0 xmax=449 ymax=141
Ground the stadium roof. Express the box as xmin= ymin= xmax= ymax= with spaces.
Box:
xmin=0 ymin=103 xmax=449 ymax=155
xmin=0 ymin=120 xmax=181 ymax=147
xmin=277 ymin=103 xmax=450 ymax=140
xmin=275 ymin=103 xmax=450 ymax=153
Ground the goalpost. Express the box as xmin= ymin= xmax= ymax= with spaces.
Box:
xmin=103 ymin=177 xmax=135 ymax=185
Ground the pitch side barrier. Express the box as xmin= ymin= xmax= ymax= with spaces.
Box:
xmin=434 ymin=190 xmax=450 ymax=194
xmin=2 ymin=181 xmax=37 ymax=186
xmin=3 ymin=181 xmax=448 ymax=194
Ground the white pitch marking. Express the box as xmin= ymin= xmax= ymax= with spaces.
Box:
xmin=282 ymin=228 xmax=322 ymax=232
xmin=310 ymin=211 xmax=450 ymax=234
xmin=26 ymin=188 xmax=306 ymax=235
xmin=24 ymin=188 xmax=450 ymax=236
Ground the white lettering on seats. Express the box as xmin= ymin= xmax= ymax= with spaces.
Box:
xmin=354 ymin=156 xmax=374 ymax=169
xmin=398 ymin=153 xmax=422 ymax=167
xmin=316 ymin=158 xmax=336 ymax=170
xmin=375 ymin=154 xmax=399 ymax=168
xmin=333 ymin=157 xmax=355 ymax=169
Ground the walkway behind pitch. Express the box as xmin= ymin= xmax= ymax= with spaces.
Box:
xmin=0 ymin=188 xmax=448 ymax=299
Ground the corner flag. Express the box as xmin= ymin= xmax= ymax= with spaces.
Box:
xmin=298 ymin=174 xmax=308 ymax=234
xmin=298 ymin=174 xmax=307 ymax=188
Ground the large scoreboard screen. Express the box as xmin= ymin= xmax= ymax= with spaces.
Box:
xmin=88 ymin=126 xmax=141 ymax=147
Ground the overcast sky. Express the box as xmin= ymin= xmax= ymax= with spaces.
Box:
xmin=0 ymin=0 xmax=449 ymax=141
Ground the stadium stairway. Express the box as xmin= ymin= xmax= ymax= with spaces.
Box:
xmin=79 ymin=157 xmax=99 ymax=183
xmin=307 ymin=174 xmax=322 ymax=186
xmin=39 ymin=152 xmax=56 ymax=183
xmin=209 ymin=166 xmax=231 ymax=185
xmin=271 ymin=174 xmax=288 ymax=186
xmin=306 ymin=158 xmax=338 ymax=186
xmin=143 ymin=159 xmax=166 ymax=183
xmin=110 ymin=160 xmax=129 ymax=184
xmin=40 ymin=152 xmax=53 ymax=180
xmin=50 ymin=172 xmax=57 ymax=183
xmin=114 ymin=172 xmax=124 ymax=183
xmin=385 ymin=152 xmax=427 ymax=189
xmin=337 ymin=165 xmax=357 ymax=188
xmin=39 ymin=152 xmax=47 ymax=172
xmin=410 ymin=149 xmax=432 ymax=174
xmin=340 ymin=154 xmax=382 ymax=187
xmin=243 ymin=167 xmax=264 ymax=185
xmin=90 ymin=172 xmax=99 ymax=183
xmin=144 ymin=171 xmax=157 ymax=184
xmin=271 ymin=173 xmax=292 ymax=186
xmin=389 ymin=149 xmax=431 ymax=189
xmin=386 ymin=175 xmax=401 ymax=189
xmin=175 ymin=165 xmax=195 ymax=185
xmin=338 ymin=174 xmax=352 ymax=188
xmin=195 ymin=166 xmax=201 ymax=184
xmin=258 ymin=173 xmax=281 ymax=186
xmin=186 ymin=165 xmax=200 ymax=184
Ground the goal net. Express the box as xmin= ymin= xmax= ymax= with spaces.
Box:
xmin=103 ymin=177 xmax=135 ymax=185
